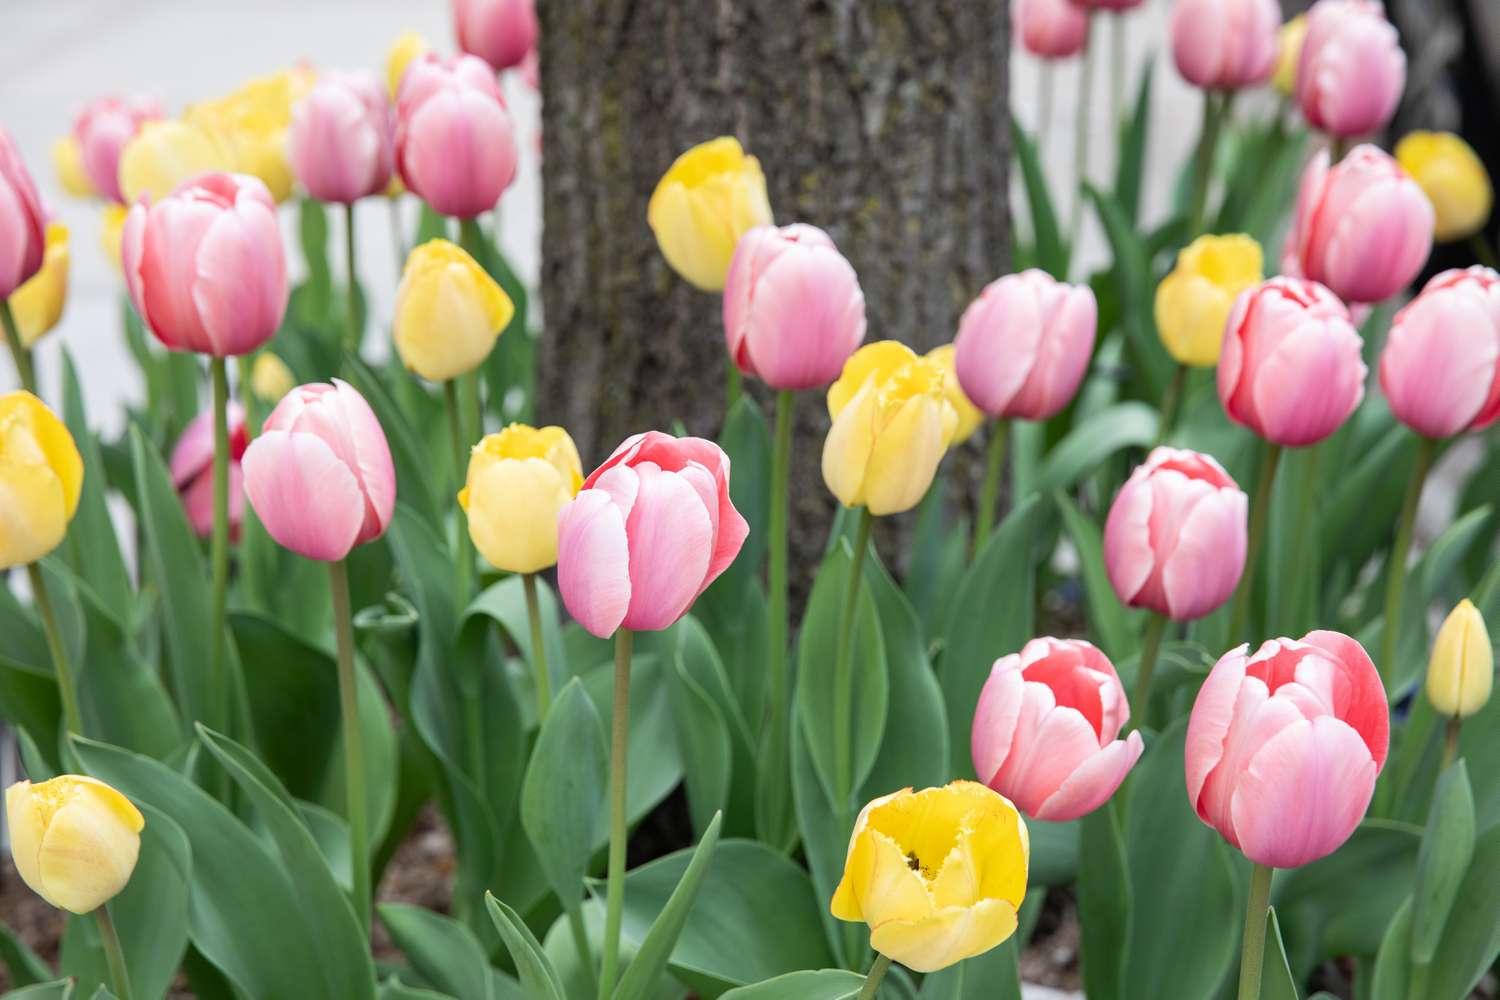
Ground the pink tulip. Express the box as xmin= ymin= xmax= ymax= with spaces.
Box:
xmin=557 ymin=432 xmax=749 ymax=638
xmin=1170 ymin=0 xmax=1281 ymax=90
xmin=121 ymin=172 xmax=288 ymax=357
xmin=73 ymin=95 xmax=163 ymax=204
xmin=242 ymin=380 xmax=396 ymax=562
xmin=1295 ymin=0 xmax=1405 ymax=139
xmin=288 ymin=71 xmax=394 ymax=205
xmin=396 ymin=54 xmax=518 ymax=219
xmin=722 ymin=224 xmax=867 ymax=391
xmin=453 ymin=0 xmax=538 ymax=73
xmin=953 ymin=269 xmax=1097 ymax=421
xmin=1282 ymin=146 xmax=1433 ymax=307
xmin=1380 ymin=267 xmax=1500 ymax=439
xmin=972 ymin=638 xmax=1144 ymax=822
xmin=0 ymin=127 xmax=46 ymax=301
xmin=1070 ymin=0 xmax=1144 ymax=10
xmin=1104 ymin=448 xmax=1247 ymax=621
xmin=170 ymin=402 xmax=247 ymax=540
xmin=1186 ymin=630 xmax=1389 ymax=867
xmin=1218 ymin=277 xmax=1365 ymax=447
xmin=1015 ymin=0 xmax=1089 ymax=60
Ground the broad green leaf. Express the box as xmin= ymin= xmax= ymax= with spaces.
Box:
xmin=1113 ymin=61 xmax=1154 ymax=224
xmin=1038 ymin=401 xmax=1152 ymax=496
xmin=721 ymin=970 xmax=865 ymax=1000
xmin=1274 ymin=819 xmax=1421 ymax=957
xmin=1410 ymin=760 xmax=1475 ymax=964
xmin=541 ymin=900 xmax=684 ymax=1000
xmin=484 ymin=894 xmax=566 ymax=1000
xmin=669 ymin=652 xmax=733 ymax=834
xmin=791 ymin=722 xmax=854 ymax=967
xmin=0 ymin=921 xmax=54 ymax=987
xmin=918 ymin=938 xmax=1023 ymax=999
xmin=713 ymin=394 xmax=772 ymax=595
xmin=462 ymin=576 xmax=570 ymax=728
xmin=1086 ymin=183 xmax=1174 ymax=399
xmin=520 ymin=678 xmax=607 ymax=916
xmin=0 ymin=982 xmax=73 ymax=999
xmin=59 ymin=352 xmax=132 ymax=615
xmin=1424 ymin=821 xmax=1500 ymax=998
xmin=380 ymin=980 xmax=457 ymax=1000
xmin=1261 ymin=907 xmax=1301 ymax=1000
xmin=378 ymin=903 xmax=524 ymax=1000
xmin=1369 ymin=896 xmax=1412 ymax=1000
xmin=1078 ymin=797 xmax=1130 ymax=1000
xmin=579 ymin=654 xmax=685 ymax=832
xmin=614 ymin=813 xmax=724 ymax=1000
xmin=0 ymin=654 xmax=62 ymax=774
xmin=1011 ymin=120 xmax=1066 ymax=278
xmin=1056 ymin=491 xmax=1141 ymax=658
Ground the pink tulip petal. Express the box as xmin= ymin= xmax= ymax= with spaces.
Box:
xmin=242 ymin=431 xmax=364 ymax=561
xmin=1035 ymin=731 xmax=1144 ymax=822
xmin=972 ymin=657 xmax=1025 ymax=785
xmin=1301 ymin=629 xmax=1389 ymax=768
xmin=1161 ymin=487 xmax=1247 ymax=620
xmin=620 ymin=464 xmax=713 ymax=631
xmin=556 ymin=489 xmax=632 ymax=638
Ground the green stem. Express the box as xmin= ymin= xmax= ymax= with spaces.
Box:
xmin=974 ymin=420 xmax=1010 ymax=560
xmin=1133 ymin=613 xmax=1168 ymax=724
xmin=1155 ymin=364 xmax=1186 ymax=447
xmin=567 ymin=905 xmax=597 ymax=997
xmin=1 ymin=298 xmax=35 ymax=394
xmin=1237 ymin=863 xmax=1274 ymax=1000
xmin=28 ymin=564 xmax=82 ymax=737
xmin=344 ymin=203 xmax=360 ymax=355
xmin=599 ymin=628 xmax=634 ymax=1000
xmin=209 ymin=357 xmax=231 ymax=735
xmin=95 ymin=905 xmax=133 ymax=1000
xmin=858 ymin=953 xmax=893 ymax=1000
xmin=763 ymin=390 xmax=795 ymax=840
xmin=329 ymin=559 xmax=371 ymax=933
xmin=1068 ymin=25 xmax=1096 ymax=248
xmin=522 ymin=572 xmax=553 ymax=723
xmin=1188 ymin=92 xmax=1227 ymax=237
xmin=725 ymin=357 xmax=742 ymax=413
xmin=1227 ymin=443 xmax=1283 ymax=642
xmin=1441 ymin=716 xmax=1462 ymax=771
xmin=1380 ymin=436 xmax=1435 ymax=689
xmin=1469 ymin=233 xmax=1500 ymax=270
xmin=444 ymin=379 xmax=473 ymax=604
xmin=833 ymin=508 xmax=875 ymax=823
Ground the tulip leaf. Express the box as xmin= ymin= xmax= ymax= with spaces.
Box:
xmin=668 ymin=651 xmax=733 ymax=835
xmin=918 ymin=938 xmax=1023 ymax=999
xmin=713 ymin=394 xmax=772 ymax=595
xmin=1010 ymin=120 xmax=1067 ymax=279
xmin=1034 ymin=402 xmax=1158 ymax=499
xmin=1261 ymin=907 xmax=1301 ymax=1000
xmin=0 ymin=653 xmax=63 ymax=774
xmin=1114 ymin=60 xmax=1154 ymax=226
xmin=904 ymin=478 xmax=970 ymax=639
xmin=462 ymin=575 xmax=569 ymax=727
xmin=614 ymin=813 xmax=724 ymax=1000
xmin=1369 ymin=896 xmax=1413 ymax=1000
xmin=1086 ymin=183 xmax=1175 ymax=400
xmin=58 ymin=351 xmax=133 ymax=618
xmin=720 ymin=970 xmax=866 ymax=1000
xmin=378 ymin=903 xmax=525 ymax=1000
xmin=790 ymin=720 xmax=855 ymax=967
xmin=1272 ymin=819 xmax=1421 ymax=957
xmin=0 ymin=982 xmax=73 ymax=999
xmin=0 ymin=920 xmax=55 ymax=988
xmin=1078 ymin=797 xmax=1130 ymax=1000
xmin=1056 ymin=490 xmax=1142 ymax=659
xmin=1410 ymin=760 xmax=1476 ymax=965
xmin=1422 ymin=818 xmax=1500 ymax=998
xmin=484 ymin=894 xmax=566 ymax=1000
xmin=379 ymin=979 xmax=458 ymax=1000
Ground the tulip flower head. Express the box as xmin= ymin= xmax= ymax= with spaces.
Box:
xmin=100 ymin=204 xmax=127 ymax=276
xmin=0 ymin=127 xmax=47 ymax=301
xmin=925 ymin=344 xmax=985 ymax=445
xmin=52 ymin=136 xmax=96 ymax=199
xmin=453 ymin=0 xmax=538 ymax=73
xmin=1380 ymin=267 xmax=1500 ymax=439
xmin=648 ymin=137 xmax=774 ymax=292
xmin=1155 ymin=234 xmax=1263 ymax=367
xmin=170 ymin=402 xmax=247 ymax=540
xmin=393 ymin=238 xmax=514 ymax=382
xmin=1426 ymin=599 xmax=1493 ymax=720
xmin=1272 ymin=14 xmax=1307 ymax=97
xmin=73 ymin=94 xmax=164 ymax=204
xmin=288 ymin=70 xmax=395 ymax=205
xmin=251 ymin=351 xmax=296 ymax=403
xmin=387 ymin=32 xmax=431 ymax=100
xmin=0 ymin=391 xmax=83 ymax=571
xmin=1396 ymin=131 xmax=1494 ymax=244
xmin=6 ymin=776 xmax=143 ymax=914
xmin=117 ymin=119 xmax=233 ymax=206
xmin=9 ymin=224 xmax=69 ymax=348
xmin=188 ymin=68 xmax=316 ymax=204
xmin=460 ymin=424 xmax=583 ymax=574
xmin=1014 ymin=0 xmax=1089 ymax=60
xmin=831 ymin=782 xmax=1030 ymax=973
xmin=396 ymin=54 xmax=519 ymax=219
xmin=1170 ymin=0 xmax=1281 ymax=91
xmin=1295 ymin=0 xmax=1404 ymax=139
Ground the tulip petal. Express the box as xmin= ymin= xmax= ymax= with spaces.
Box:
xmin=821 ymin=380 xmax=878 ymax=508
xmin=1160 ymin=487 xmax=1247 ymax=620
xmin=870 ymin=898 xmax=1019 ymax=975
xmin=1034 ymin=731 xmax=1144 ymax=821
xmin=972 ymin=657 xmax=1025 ymax=786
xmin=842 ymin=828 xmax=934 ymax=930
xmin=556 ymin=488 xmax=632 ymax=639
xmin=192 ymin=193 xmax=288 ymax=356
xmin=620 ymin=464 xmax=713 ymax=631
xmin=863 ymin=393 xmax=947 ymax=516
xmin=1102 ymin=476 xmax=1155 ymax=608
xmin=242 ymin=430 xmax=364 ymax=562
xmin=1301 ymin=629 xmax=1389 ymax=768
xmin=1185 ymin=645 xmax=1249 ymax=811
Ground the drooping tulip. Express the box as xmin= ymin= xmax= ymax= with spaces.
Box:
xmin=6 ymin=776 xmax=143 ymax=914
xmin=1294 ymin=0 xmax=1405 ymax=139
xmin=396 ymin=54 xmax=519 ymax=219
xmin=73 ymin=95 xmax=164 ymax=204
xmin=460 ymin=424 xmax=583 ymax=574
xmin=1169 ymin=0 xmax=1281 ymax=91
xmin=0 ymin=391 xmax=83 ymax=571
xmin=9 ymin=224 xmax=69 ymax=348
xmin=0 ymin=127 xmax=47 ymax=301
xmin=1015 ymin=0 xmax=1089 ymax=60
xmin=170 ymin=402 xmax=247 ymax=540
xmin=453 ymin=0 xmax=538 ymax=73
xmin=1154 ymin=234 xmax=1264 ymax=367
xmin=288 ymin=70 xmax=395 ymax=205
xmin=1380 ymin=267 xmax=1500 ymax=439
xmin=1395 ymin=131 xmax=1494 ymax=244
xmin=117 ymin=119 xmax=232 ymax=205
xmin=393 ymin=238 xmax=514 ymax=382
xmin=1426 ymin=599 xmax=1493 ymax=720
xmin=647 ymin=137 xmax=773 ymax=292
xmin=925 ymin=344 xmax=985 ymax=445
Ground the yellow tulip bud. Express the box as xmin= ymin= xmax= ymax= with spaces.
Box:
xmin=1155 ymin=234 xmax=1264 ymax=368
xmin=388 ymin=31 xmax=431 ymax=99
xmin=647 ymin=137 xmax=773 ymax=292
xmin=923 ymin=344 xmax=984 ymax=445
xmin=6 ymin=775 xmax=144 ymax=914
xmin=458 ymin=424 xmax=583 ymax=574
xmin=100 ymin=204 xmax=128 ymax=276
xmin=10 ymin=225 xmax=69 ymax=348
xmin=1396 ymin=131 xmax=1494 ymax=244
xmin=0 ymin=391 xmax=84 ymax=570
xmin=831 ymin=782 xmax=1029 ymax=974
xmin=51 ymin=137 xmax=96 ymax=199
xmin=118 ymin=119 xmax=233 ymax=205
xmin=251 ymin=352 xmax=296 ymax=403
xmin=823 ymin=341 xmax=958 ymax=516
xmin=394 ymin=239 xmax=514 ymax=382
xmin=1273 ymin=15 xmax=1307 ymax=98
xmin=1427 ymin=599 xmax=1493 ymax=719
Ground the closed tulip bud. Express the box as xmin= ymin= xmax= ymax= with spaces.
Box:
xmin=1186 ymin=631 xmax=1388 ymax=867
xmin=74 ymin=95 xmax=164 ymax=204
xmin=394 ymin=239 xmax=514 ymax=382
xmin=100 ymin=204 xmax=127 ymax=276
xmin=0 ymin=392 xmax=83 ymax=570
xmin=1396 ymin=131 xmax=1494 ymax=244
xmin=557 ymin=432 xmax=748 ymax=637
xmin=51 ymin=136 xmax=96 ymax=199
xmin=1218 ymin=277 xmax=1365 ymax=447
xmin=1014 ymin=0 xmax=1089 ymax=60
xmin=460 ymin=424 xmax=582 ymax=574
xmin=722 ymin=224 xmax=866 ymax=391
xmin=243 ymin=380 xmax=396 ymax=562
xmin=453 ymin=0 xmax=538 ymax=73
xmin=250 ymin=351 xmax=296 ymax=403
xmin=648 ymin=137 xmax=773 ymax=292
xmin=1381 ymin=267 xmax=1500 ymax=438
xmin=10 ymin=224 xmax=70 ymax=348
xmin=1155 ymin=234 xmax=1263 ymax=367
xmin=831 ymin=782 xmax=1030 ymax=973
xmin=289 ymin=71 xmax=395 ymax=205
xmin=170 ymin=402 xmax=247 ymax=540
xmin=1170 ymin=0 xmax=1281 ymax=91
xmin=387 ymin=31 xmax=431 ymax=100
xmin=1295 ymin=0 xmax=1404 ymax=139
xmin=823 ymin=342 xmax=958 ymax=515
xmin=6 ymin=776 xmax=143 ymax=914
xmin=924 ymin=344 xmax=985 ymax=444
xmin=117 ymin=119 xmax=232 ymax=205
xmin=0 ymin=128 xmax=47 ymax=301
xmin=1272 ymin=15 xmax=1307 ymax=97
xmin=396 ymin=54 xmax=519 ymax=219
xmin=1427 ymin=599 xmax=1493 ymax=719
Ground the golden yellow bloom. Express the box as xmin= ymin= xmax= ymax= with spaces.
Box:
xmin=647 ymin=137 xmax=773 ymax=292
xmin=51 ymin=137 xmax=96 ymax=199
xmin=458 ymin=424 xmax=583 ymax=574
xmin=251 ymin=352 xmax=296 ymax=403
xmin=100 ymin=204 xmax=128 ymax=275
xmin=0 ymin=391 xmax=84 ymax=570
xmin=394 ymin=239 xmax=514 ymax=382
xmin=1273 ymin=15 xmax=1307 ymax=97
xmin=1155 ymin=234 xmax=1263 ymax=368
xmin=6 ymin=776 xmax=144 ymax=914
xmin=831 ymin=782 xmax=1029 ymax=974
xmin=188 ymin=68 xmax=315 ymax=203
xmin=387 ymin=31 xmax=430 ymax=99
xmin=118 ymin=119 xmax=232 ymax=204
xmin=924 ymin=344 xmax=984 ymax=445
xmin=1396 ymin=131 xmax=1494 ymax=244
xmin=1427 ymin=598 xmax=1493 ymax=719
xmin=823 ymin=341 xmax=958 ymax=516
xmin=10 ymin=225 xmax=69 ymax=348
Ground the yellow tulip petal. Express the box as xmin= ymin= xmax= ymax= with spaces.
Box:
xmin=10 ymin=224 xmax=69 ymax=349
xmin=1398 ymin=131 xmax=1494 ymax=243
xmin=465 ymin=457 xmax=570 ymax=574
xmin=51 ymin=137 xmax=95 ymax=200
xmin=827 ymin=342 xmax=920 ymax=419
xmin=6 ymin=776 xmax=143 ymax=914
xmin=870 ymin=898 xmax=1019 ymax=974
xmin=647 ymin=137 xmax=772 ymax=292
xmin=821 ymin=380 xmax=879 ymax=508
xmin=862 ymin=394 xmax=947 ymax=516
xmin=0 ymin=391 xmax=84 ymax=520
xmin=6 ymin=781 xmax=47 ymax=903
xmin=394 ymin=239 xmax=513 ymax=382
xmin=838 ymin=828 xmax=934 ymax=929
xmin=1427 ymin=599 xmax=1494 ymax=718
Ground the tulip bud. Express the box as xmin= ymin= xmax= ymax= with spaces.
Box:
xmin=1380 ymin=267 xmax=1500 ymax=439
xmin=251 ymin=351 xmax=296 ymax=403
xmin=1155 ymin=234 xmax=1263 ymax=367
xmin=0 ymin=127 xmax=47 ymax=301
xmin=74 ymin=95 xmax=164 ymax=204
xmin=6 ymin=776 xmax=144 ymax=914
xmin=460 ymin=424 xmax=583 ymax=574
xmin=648 ymin=137 xmax=774 ymax=292
xmin=831 ymin=782 xmax=1029 ymax=973
xmin=289 ymin=71 xmax=395 ymax=205
xmin=1014 ymin=0 xmax=1089 ymax=60
xmin=1427 ymin=599 xmax=1493 ymax=719
xmin=170 ymin=402 xmax=247 ymax=540
xmin=1395 ymin=131 xmax=1494 ymax=244
xmin=51 ymin=136 xmax=96 ymax=199
xmin=117 ymin=119 xmax=232 ymax=205
xmin=387 ymin=31 xmax=431 ymax=100
xmin=1170 ymin=0 xmax=1281 ymax=91
xmin=1272 ymin=15 xmax=1307 ymax=97
xmin=0 ymin=391 xmax=84 ymax=570
xmin=9 ymin=224 xmax=70 ymax=348
xmin=393 ymin=239 xmax=514 ymax=382
xmin=453 ymin=0 xmax=538 ymax=73
xmin=1295 ymin=0 xmax=1405 ymax=139
xmin=396 ymin=54 xmax=519 ymax=219
xmin=925 ymin=344 xmax=984 ymax=445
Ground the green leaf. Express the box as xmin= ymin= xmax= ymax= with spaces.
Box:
xmin=59 ymin=352 xmax=132 ymax=616
xmin=1274 ymin=819 xmax=1421 ymax=957
xmin=1 ymin=982 xmax=73 ymax=999
xmin=0 ymin=922 xmax=54 ymax=988
xmin=462 ymin=576 xmax=570 ymax=729
xmin=1011 ymin=120 xmax=1067 ymax=278
xmin=378 ymin=903 xmax=524 ymax=1000
xmin=520 ymin=678 xmax=607 ymax=913
xmin=580 ymin=654 xmax=685 ymax=832
xmin=614 ymin=813 xmax=724 ymax=1000
xmin=484 ymin=895 xmax=566 ymax=1000
xmin=714 ymin=395 xmax=772 ymax=596
xmin=1410 ymin=760 xmax=1475 ymax=965
xmin=1369 ymin=896 xmax=1412 ymax=1000
xmin=342 ymin=355 xmax=441 ymax=529
xmin=791 ymin=722 xmax=854 ymax=967
xmin=0 ymin=653 xmax=62 ymax=774
xmin=1261 ymin=907 xmax=1301 ymax=1000
xmin=1078 ymin=798 xmax=1130 ymax=1000
xmin=1056 ymin=491 xmax=1140 ymax=658
xmin=380 ymin=979 xmax=458 ymax=1000
xmin=721 ymin=970 xmax=866 ymax=1000
xmin=1085 ymin=183 xmax=1174 ymax=399
xmin=669 ymin=652 xmax=733 ymax=834
xmin=918 ymin=938 xmax=1023 ymax=999
xmin=1424 ymin=820 xmax=1500 ymax=998
xmin=1113 ymin=61 xmax=1154 ymax=224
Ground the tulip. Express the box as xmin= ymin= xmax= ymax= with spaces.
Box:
xmin=1070 ymin=0 xmax=1144 ymax=9
xmin=250 ymin=351 xmax=296 ymax=403
xmin=6 ymin=776 xmax=143 ymax=914
xmin=0 ymin=127 xmax=47 ymax=302
xmin=1155 ymin=234 xmax=1263 ymax=367
xmin=0 ymin=391 xmax=83 ymax=570
xmin=171 ymin=402 xmax=247 ymax=540
xmin=831 ymin=781 xmax=1030 ymax=974
xmin=9 ymin=224 xmax=69 ymax=348
xmin=1380 ymin=267 xmax=1500 ymax=439
xmin=453 ymin=0 xmax=538 ymax=73
xmin=647 ymin=137 xmax=774 ymax=292
xmin=74 ymin=95 xmax=164 ymax=204
xmin=1170 ymin=0 xmax=1281 ymax=91
xmin=1282 ymin=146 xmax=1433 ymax=307
xmin=396 ymin=54 xmax=519 ymax=219
xmin=1272 ymin=14 xmax=1307 ymax=97
xmin=100 ymin=204 xmax=127 ymax=276
xmin=242 ymin=379 xmax=396 ymax=562
xmin=925 ymin=344 xmax=984 ymax=445
xmin=460 ymin=424 xmax=582 ymax=574
xmin=722 ymin=223 xmax=866 ymax=391
xmin=51 ymin=136 xmax=96 ymax=199
xmin=189 ymin=68 xmax=316 ymax=204
xmin=1294 ymin=0 xmax=1405 ymax=139
xmin=393 ymin=238 xmax=514 ymax=382
xmin=288 ymin=71 xmax=395 ymax=205
xmin=1395 ymin=131 xmax=1494 ymax=244
xmin=387 ymin=31 xmax=431 ymax=99
xmin=1015 ymin=0 xmax=1089 ymax=60
xmin=1427 ymin=599 xmax=1493 ymax=722
xmin=117 ymin=119 xmax=232 ymax=205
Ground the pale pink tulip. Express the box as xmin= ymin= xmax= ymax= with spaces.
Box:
xmin=170 ymin=402 xmax=247 ymax=540
xmin=1186 ymin=630 xmax=1389 ymax=867
xmin=288 ymin=71 xmax=394 ymax=204
xmin=1295 ymin=0 xmax=1405 ymax=139
xmin=396 ymin=54 xmax=518 ymax=219
xmin=453 ymin=0 xmax=538 ymax=73
xmin=242 ymin=380 xmax=396 ymax=562
xmin=1015 ymin=0 xmax=1089 ymax=60
xmin=1170 ymin=0 xmax=1281 ymax=90
xmin=0 ymin=127 xmax=46 ymax=300
xmin=972 ymin=638 xmax=1144 ymax=822
xmin=73 ymin=95 xmax=163 ymax=204
xmin=1380 ymin=267 xmax=1500 ymax=439
xmin=557 ymin=432 xmax=748 ymax=638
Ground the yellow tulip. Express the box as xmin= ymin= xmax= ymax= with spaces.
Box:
xmin=188 ymin=68 xmax=315 ymax=203
xmin=100 ymin=204 xmax=128 ymax=275
xmin=6 ymin=776 xmax=144 ymax=914
xmin=118 ymin=119 xmax=232 ymax=204
xmin=647 ymin=137 xmax=773 ymax=292
xmin=831 ymin=782 xmax=1029 ymax=974
xmin=924 ymin=344 xmax=984 ymax=445
xmin=1427 ymin=599 xmax=1493 ymax=719
xmin=458 ymin=424 xmax=583 ymax=574
xmin=1273 ymin=15 xmax=1307 ymax=98
xmin=1155 ymin=234 xmax=1264 ymax=367
xmin=388 ymin=31 xmax=430 ymax=99
xmin=0 ymin=391 xmax=84 ymax=570
xmin=1396 ymin=131 xmax=1494 ymax=244
xmin=10 ymin=225 xmax=69 ymax=348
xmin=251 ymin=351 xmax=296 ymax=403
xmin=51 ymin=137 xmax=96 ymax=199
xmin=394 ymin=239 xmax=515 ymax=382
xmin=823 ymin=341 xmax=958 ymax=516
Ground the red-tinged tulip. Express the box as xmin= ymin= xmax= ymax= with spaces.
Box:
xmin=396 ymin=54 xmax=518 ymax=219
xmin=453 ymin=0 xmax=538 ymax=73
xmin=242 ymin=380 xmax=396 ymax=562
xmin=722 ymin=224 xmax=866 ymax=391
xmin=1380 ymin=266 xmax=1500 ymax=439
xmin=972 ymin=638 xmax=1144 ymax=822
xmin=288 ymin=70 xmax=394 ymax=205
xmin=171 ymin=401 xmax=247 ymax=540
xmin=0 ymin=127 xmax=46 ymax=301
xmin=121 ymin=172 xmax=288 ymax=357
xmin=1295 ymin=0 xmax=1405 ymax=139
xmin=1015 ymin=0 xmax=1089 ymax=60
xmin=1186 ymin=630 xmax=1389 ymax=868
xmin=1170 ymin=0 xmax=1281 ymax=91
xmin=73 ymin=95 xmax=163 ymax=204
xmin=953 ymin=269 xmax=1097 ymax=421
xmin=1217 ymin=277 xmax=1365 ymax=447
xmin=557 ymin=432 xmax=748 ymax=638
xmin=1104 ymin=447 xmax=1247 ymax=621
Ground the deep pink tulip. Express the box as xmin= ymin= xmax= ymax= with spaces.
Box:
xmin=1295 ymin=0 xmax=1405 ymax=139
xmin=1218 ymin=277 xmax=1365 ymax=447
xmin=396 ymin=54 xmax=518 ymax=219
xmin=73 ymin=95 xmax=163 ymax=204
xmin=170 ymin=402 xmax=247 ymax=540
xmin=953 ymin=269 xmax=1097 ymax=421
xmin=1015 ymin=0 xmax=1089 ymax=60
xmin=242 ymin=380 xmax=396 ymax=562
xmin=972 ymin=638 xmax=1144 ymax=822
xmin=1380 ymin=267 xmax=1500 ymax=439
xmin=557 ymin=432 xmax=749 ymax=638
xmin=453 ymin=0 xmax=538 ymax=73
xmin=0 ymin=127 xmax=46 ymax=301
xmin=1170 ymin=0 xmax=1280 ymax=90
xmin=1104 ymin=448 xmax=1247 ymax=621
xmin=1282 ymin=146 xmax=1433 ymax=307
xmin=121 ymin=172 xmax=288 ymax=357
xmin=722 ymin=224 xmax=867 ymax=391
xmin=1186 ymin=630 xmax=1389 ymax=868
xmin=288 ymin=71 xmax=394 ymax=205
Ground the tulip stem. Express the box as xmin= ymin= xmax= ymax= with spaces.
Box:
xmin=1068 ymin=23 xmax=1095 ymax=249
xmin=1133 ymin=612 xmax=1168 ymax=725
xmin=329 ymin=558 xmax=371 ymax=934
xmin=27 ymin=563 xmax=83 ymax=737
xmin=1188 ymin=91 xmax=1227 ymax=238
xmin=209 ymin=357 xmax=231 ymax=738
xmin=1155 ymin=364 xmax=1186 ymax=447
xmin=725 ymin=358 xmax=742 ymax=413
xmin=858 ymin=954 xmax=893 ymax=1000
xmin=95 ymin=905 xmax=133 ymax=1000
xmin=344 ymin=203 xmax=360 ymax=356
xmin=522 ymin=572 xmax=552 ymax=723
xmin=762 ymin=389 xmax=795 ymax=847
xmin=1227 ymin=442 xmax=1282 ymax=642
xmin=444 ymin=379 xmax=473 ymax=603
xmin=1237 ymin=863 xmax=1274 ymax=1000
xmin=1441 ymin=716 xmax=1462 ymax=771
xmin=1469 ymin=233 xmax=1500 ymax=270
xmin=974 ymin=419 xmax=1010 ymax=560
xmin=1380 ymin=435 xmax=1435 ymax=690
xmin=1 ymin=299 xmax=35 ymax=394
xmin=833 ymin=507 xmax=875 ymax=825
xmin=600 ymin=628 xmax=634 ymax=1000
